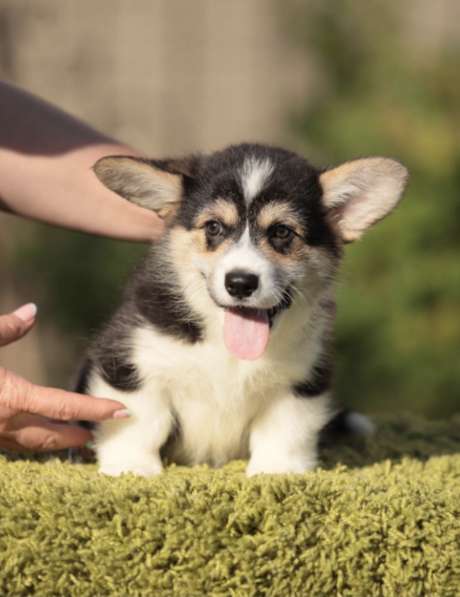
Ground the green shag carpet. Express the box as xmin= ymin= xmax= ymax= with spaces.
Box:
xmin=1 ymin=415 xmax=459 ymax=597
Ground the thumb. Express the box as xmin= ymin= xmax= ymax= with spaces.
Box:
xmin=6 ymin=413 xmax=93 ymax=451
xmin=0 ymin=303 xmax=37 ymax=347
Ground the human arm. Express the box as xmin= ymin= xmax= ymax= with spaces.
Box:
xmin=0 ymin=81 xmax=164 ymax=241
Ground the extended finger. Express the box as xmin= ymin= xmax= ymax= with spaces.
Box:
xmin=5 ymin=413 xmax=92 ymax=451
xmin=22 ymin=379 xmax=129 ymax=422
xmin=0 ymin=368 xmax=130 ymax=421
xmin=0 ymin=303 xmax=37 ymax=346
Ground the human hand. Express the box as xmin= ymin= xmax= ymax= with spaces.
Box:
xmin=0 ymin=303 xmax=129 ymax=452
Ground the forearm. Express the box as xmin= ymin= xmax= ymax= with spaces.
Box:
xmin=0 ymin=82 xmax=163 ymax=241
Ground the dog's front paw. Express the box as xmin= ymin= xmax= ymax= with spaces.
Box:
xmin=246 ymin=455 xmax=317 ymax=477
xmin=99 ymin=457 xmax=163 ymax=478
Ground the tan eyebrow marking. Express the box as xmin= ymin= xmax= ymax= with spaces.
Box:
xmin=194 ymin=198 xmax=239 ymax=228
xmin=257 ymin=202 xmax=305 ymax=235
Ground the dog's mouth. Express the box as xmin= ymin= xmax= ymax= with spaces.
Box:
xmin=222 ymin=292 xmax=292 ymax=361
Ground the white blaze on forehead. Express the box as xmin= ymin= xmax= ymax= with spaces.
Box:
xmin=240 ymin=157 xmax=274 ymax=204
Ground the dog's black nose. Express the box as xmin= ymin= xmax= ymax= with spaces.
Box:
xmin=225 ymin=270 xmax=259 ymax=299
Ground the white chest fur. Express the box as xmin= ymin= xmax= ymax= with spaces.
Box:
xmin=131 ymin=323 xmax=301 ymax=466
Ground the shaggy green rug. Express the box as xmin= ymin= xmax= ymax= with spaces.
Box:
xmin=1 ymin=415 xmax=459 ymax=597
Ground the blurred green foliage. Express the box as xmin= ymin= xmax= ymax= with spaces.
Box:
xmin=286 ymin=1 xmax=460 ymax=417
xmin=13 ymin=227 xmax=146 ymax=379
xmin=15 ymin=230 xmax=144 ymax=334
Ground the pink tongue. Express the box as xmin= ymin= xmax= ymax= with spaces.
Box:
xmin=224 ymin=308 xmax=270 ymax=360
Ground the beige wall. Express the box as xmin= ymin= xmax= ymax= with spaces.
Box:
xmin=0 ymin=0 xmax=309 ymax=155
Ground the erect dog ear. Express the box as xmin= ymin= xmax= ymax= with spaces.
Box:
xmin=319 ymin=157 xmax=409 ymax=242
xmin=93 ymin=155 xmax=198 ymax=221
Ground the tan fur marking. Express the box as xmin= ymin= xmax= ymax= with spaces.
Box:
xmin=257 ymin=202 xmax=305 ymax=237
xmin=169 ymin=227 xmax=204 ymax=261
xmin=194 ymin=199 xmax=239 ymax=229
xmin=158 ymin=204 xmax=180 ymax=224
xmin=169 ymin=226 xmax=233 ymax=272
xmin=258 ymin=236 xmax=308 ymax=266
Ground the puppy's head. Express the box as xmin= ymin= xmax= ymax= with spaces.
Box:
xmin=94 ymin=144 xmax=408 ymax=360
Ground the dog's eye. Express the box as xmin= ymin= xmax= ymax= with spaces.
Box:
xmin=269 ymin=224 xmax=294 ymax=242
xmin=205 ymin=220 xmax=224 ymax=237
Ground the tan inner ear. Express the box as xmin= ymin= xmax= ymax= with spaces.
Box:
xmin=157 ymin=203 xmax=180 ymax=224
xmin=319 ymin=157 xmax=408 ymax=242
xmin=320 ymin=161 xmax=365 ymax=209
xmin=94 ymin=156 xmax=182 ymax=218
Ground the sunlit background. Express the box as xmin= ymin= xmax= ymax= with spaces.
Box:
xmin=1 ymin=0 xmax=459 ymax=418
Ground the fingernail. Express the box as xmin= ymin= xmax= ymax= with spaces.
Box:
xmin=14 ymin=303 xmax=37 ymax=323
xmin=112 ymin=409 xmax=131 ymax=419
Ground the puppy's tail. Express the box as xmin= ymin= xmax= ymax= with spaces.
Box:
xmin=321 ymin=409 xmax=375 ymax=443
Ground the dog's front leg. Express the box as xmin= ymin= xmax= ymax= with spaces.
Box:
xmin=246 ymin=393 xmax=330 ymax=476
xmin=90 ymin=377 xmax=173 ymax=477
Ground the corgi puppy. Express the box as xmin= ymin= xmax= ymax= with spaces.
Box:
xmin=76 ymin=143 xmax=408 ymax=477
